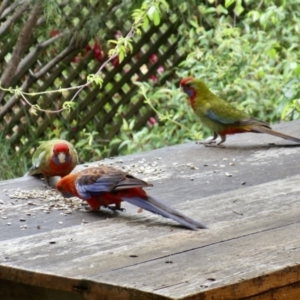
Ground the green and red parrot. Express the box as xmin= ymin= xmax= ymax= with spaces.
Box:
xmin=26 ymin=139 xmax=78 ymax=183
xmin=56 ymin=166 xmax=207 ymax=230
xmin=180 ymin=77 xmax=300 ymax=145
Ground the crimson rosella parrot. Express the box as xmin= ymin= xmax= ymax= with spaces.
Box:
xmin=26 ymin=139 xmax=78 ymax=183
xmin=56 ymin=166 xmax=207 ymax=230
xmin=180 ymin=77 xmax=300 ymax=146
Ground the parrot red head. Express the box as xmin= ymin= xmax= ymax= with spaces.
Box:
xmin=53 ymin=143 xmax=70 ymax=164
xmin=180 ymin=77 xmax=197 ymax=97
xmin=180 ymin=77 xmax=197 ymax=109
xmin=180 ymin=77 xmax=195 ymax=86
xmin=180 ymin=77 xmax=212 ymax=110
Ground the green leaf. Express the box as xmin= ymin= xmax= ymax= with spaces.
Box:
xmin=153 ymin=9 xmax=161 ymax=26
xmin=234 ymin=0 xmax=244 ymax=16
xmin=118 ymin=49 xmax=125 ymax=63
xmin=122 ymin=118 xmax=129 ymax=131
xmin=87 ymin=74 xmax=103 ymax=86
xmin=159 ymin=0 xmax=169 ymax=11
xmin=268 ymin=48 xmax=277 ymax=59
xmin=108 ymin=39 xmax=118 ymax=45
xmin=294 ymin=65 xmax=300 ymax=76
xmin=62 ymin=101 xmax=76 ymax=112
xmin=216 ymin=4 xmax=228 ymax=15
xmin=225 ymin=0 xmax=235 ymax=8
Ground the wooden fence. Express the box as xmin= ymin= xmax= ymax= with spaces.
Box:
xmin=0 ymin=1 xmax=185 ymax=157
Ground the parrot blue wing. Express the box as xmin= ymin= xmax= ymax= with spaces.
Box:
xmin=207 ymin=109 xmax=241 ymax=125
xmin=76 ymin=175 xmax=118 ymax=199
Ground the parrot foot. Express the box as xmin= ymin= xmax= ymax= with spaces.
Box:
xmin=105 ymin=205 xmax=126 ymax=212
xmin=204 ymin=143 xmax=226 ymax=148
xmin=197 ymin=140 xmax=216 ymax=145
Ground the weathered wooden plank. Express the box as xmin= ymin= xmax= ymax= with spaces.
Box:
xmin=90 ymin=224 xmax=300 ymax=300
xmin=2 ymin=120 xmax=300 ymax=241
xmin=243 ymin=282 xmax=300 ymax=300
xmin=0 ymin=172 xmax=300 ymax=299
xmin=1 ymin=121 xmax=300 ymax=299
xmin=0 ymin=278 xmax=85 ymax=300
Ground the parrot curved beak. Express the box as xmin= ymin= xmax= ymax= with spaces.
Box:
xmin=57 ymin=152 xmax=66 ymax=163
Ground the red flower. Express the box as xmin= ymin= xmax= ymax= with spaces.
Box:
xmin=150 ymin=54 xmax=158 ymax=64
xmin=50 ymin=30 xmax=60 ymax=37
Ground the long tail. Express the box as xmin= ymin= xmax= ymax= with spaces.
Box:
xmin=123 ymin=195 xmax=207 ymax=230
xmin=24 ymin=166 xmax=40 ymax=177
xmin=251 ymin=125 xmax=300 ymax=143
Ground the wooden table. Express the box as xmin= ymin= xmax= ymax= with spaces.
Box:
xmin=1 ymin=120 xmax=300 ymax=300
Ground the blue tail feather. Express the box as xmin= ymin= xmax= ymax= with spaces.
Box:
xmin=123 ymin=196 xmax=207 ymax=230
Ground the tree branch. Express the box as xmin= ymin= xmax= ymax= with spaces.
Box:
xmin=9 ymin=31 xmax=71 ymax=85
xmin=0 ymin=1 xmax=29 ymax=36
xmin=0 ymin=2 xmax=42 ymax=101
xmin=32 ymin=40 xmax=79 ymax=79
xmin=0 ymin=0 xmax=10 ymax=18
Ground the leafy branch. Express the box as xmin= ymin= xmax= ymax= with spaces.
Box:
xmin=0 ymin=0 xmax=168 ymax=114
xmin=135 ymin=81 xmax=203 ymax=140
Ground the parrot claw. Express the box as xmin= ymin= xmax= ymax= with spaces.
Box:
xmin=197 ymin=140 xmax=216 ymax=145
xmin=105 ymin=205 xmax=126 ymax=212
xmin=204 ymin=144 xmax=226 ymax=148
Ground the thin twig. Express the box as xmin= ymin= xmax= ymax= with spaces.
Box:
xmin=0 ymin=3 xmax=152 ymax=115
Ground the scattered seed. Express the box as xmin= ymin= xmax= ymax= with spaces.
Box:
xmin=241 ymin=181 xmax=246 ymax=185
xmin=37 ymin=225 xmax=41 ymax=229
xmin=49 ymin=241 xmax=56 ymax=244
xmin=229 ymin=163 xmax=235 ymax=166
xmin=20 ymin=218 xmax=26 ymax=222
xmin=232 ymin=210 xmax=244 ymax=216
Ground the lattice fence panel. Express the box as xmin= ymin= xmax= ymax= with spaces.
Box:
xmin=0 ymin=2 xmax=185 ymax=157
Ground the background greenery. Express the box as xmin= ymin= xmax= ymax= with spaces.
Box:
xmin=106 ymin=0 xmax=300 ymax=155
xmin=1 ymin=0 xmax=300 ymax=179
